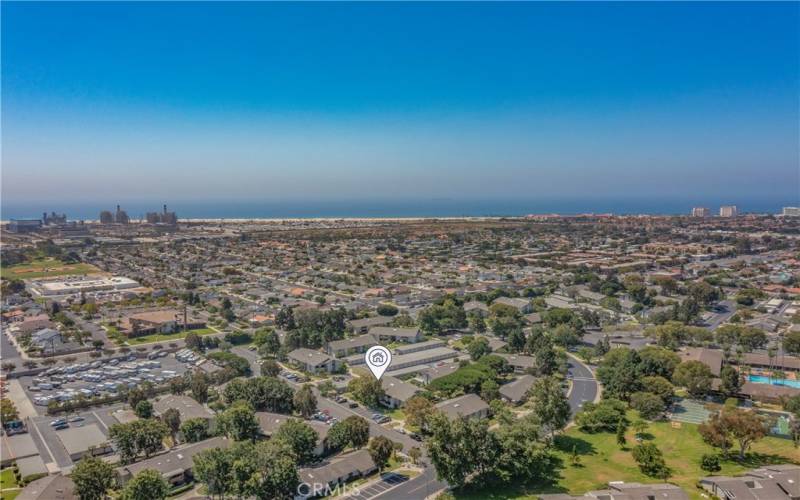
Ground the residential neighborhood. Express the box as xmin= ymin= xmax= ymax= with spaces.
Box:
xmin=2 ymin=212 xmax=800 ymax=500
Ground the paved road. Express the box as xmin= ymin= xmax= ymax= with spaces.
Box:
xmin=566 ymin=356 xmax=598 ymax=416
xmin=704 ymin=300 xmax=736 ymax=331
xmin=372 ymin=466 xmax=445 ymax=500
xmin=1 ymin=330 xmax=24 ymax=364
xmin=346 ymin=472 xmax=411 ymax=500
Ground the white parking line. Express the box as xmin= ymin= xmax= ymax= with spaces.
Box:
xmin=30 ymin=418 xmax=57 ymax=465
xmin=92 ymin=411 xmax=109 ymax=432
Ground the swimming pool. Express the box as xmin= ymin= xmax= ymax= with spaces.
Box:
xmin=748 ymin=375 xmax=800 ymax=389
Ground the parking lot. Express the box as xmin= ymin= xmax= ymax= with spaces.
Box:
xmin=345 ymin=472 xmax=410 ymax=500
xmin=28 ymin=403 xmax=126 ymax=470
xmin=18 ymin=352 xmax=196 ymax=415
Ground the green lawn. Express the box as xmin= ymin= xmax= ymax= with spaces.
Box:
xmin=0 ymin=468 xmax=20 ymax=500
xmin=455 ymin=412 xmax=800 ymax=500
xmin=122 ymin=327 xmax=219 ymax=345
xmin=385 ymin=408 xmax=406 ymax=421
xmin=1 ymin=490 xmax=20 ymax=500
xmin=1 ymin=258 xmax=100 ymax=279
xmin=0 ymin=469 xmax=18 ymax=490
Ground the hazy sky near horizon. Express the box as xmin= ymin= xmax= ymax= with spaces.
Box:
xmin=2 ymin=2 xmax=799 ymax=205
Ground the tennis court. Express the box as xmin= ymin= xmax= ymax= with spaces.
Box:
xmin=669 ymin=398 xmax=710 ymax=424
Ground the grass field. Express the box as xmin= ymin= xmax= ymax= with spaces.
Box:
xmin=123 ymin=327 xmax=219 ymax=345
xmin=455 ymin=412 xmax=800 ymax=500
xmin=0 ymin=470 xmax=17 ymax=490
xmin=0 ymin=258 xmax=100 ymax=279
xmin=0 ymin=468 xmax=20 ymax=500
xmin=0 ymin=490 xmax=20 ymax=500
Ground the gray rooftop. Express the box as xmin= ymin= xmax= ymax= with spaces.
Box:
xmin=700 ymin=465 xmax=800 ymax=500
xmin=496 ymin=352 xmax=536 ymax=369
xmin=540 ymin=481 xmax=689 ymax=500
xmin=369 ymin=326 xmax=420 ymax=338
xmin=56 ymin=424 xmax=109 ymax=455
xmin=381 ymin=376 xmax=420 ymax=402
xmin=118 ymin=436 xmax=231 ymax=478
xmin=394 ymin=339 xmax=446 ymax=355
xmin=256 ymin=412 xmax=329 ymax=443
xmin=499 ymin=374 xmax=537 ymax=403
xmin=288 ymin=348 xmax=333 ymax=367
xmin=348 ymin=316 xmax=393 ymax=329
xmin=435 ymin=393 xmax=489 ymax=420
xmin=17 ymin=474 xmax=76 ymax=500
xmin=328 ymin=334 xmax=378 ymax=352
xmin=298 ymin=449 xmax=376 ymax=486
xmin=153 ymin=394 xmax=215 ymax=420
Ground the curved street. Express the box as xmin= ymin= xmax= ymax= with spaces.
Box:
xmin=567 ymin=355 xmax=599 ymax=416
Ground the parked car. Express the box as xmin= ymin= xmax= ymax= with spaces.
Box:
xmin=348 ymin=402 xmax=359 ymax=409
xmin=410 ymin=433 xmax=422 ymax=441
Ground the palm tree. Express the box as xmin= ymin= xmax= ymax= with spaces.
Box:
xmin=768 ymin=346 xmax=778 ymax=383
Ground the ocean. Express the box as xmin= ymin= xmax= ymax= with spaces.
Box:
xmin=0 ymin=197 xmax=791 ymax=221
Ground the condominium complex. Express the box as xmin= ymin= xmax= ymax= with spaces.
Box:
xmin=783 ymin=207 xmax=800 ymax=217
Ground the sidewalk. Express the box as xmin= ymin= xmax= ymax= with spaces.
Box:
xmin=6 ymin=379 xmax=37 ymax=419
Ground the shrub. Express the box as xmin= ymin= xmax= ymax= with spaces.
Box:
xmin=700 ymin=453 xmax=722 ymax=474
xmin=575 ymin=399 xmax=628 ymax=432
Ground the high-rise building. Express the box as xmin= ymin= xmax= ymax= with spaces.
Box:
xmin=145 ymin=204 xmax=178 ymax=225
xmin=691 ymin=207 xmax=710 ymax=217
xmin=99 ymin=210 xmax=113 ymax=224
xmin=42 ymin=211 xmax=67 ymax=225
xmin=161 ymin=204 xmax=178 ymax=225
xmin=720 ymin=205 xmax=738 ymax=218
xmin=783 ymin=207 xmax=800 ymax=217
xmin=7 ymin=219 xmax=42 ymax=233
xmin=114 ymin=205 xmax=130 ymax=224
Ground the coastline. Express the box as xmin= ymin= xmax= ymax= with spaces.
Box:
xmin=0 ymin=212 xmax=787 ymax=224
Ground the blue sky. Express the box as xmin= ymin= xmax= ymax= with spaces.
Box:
xmin=2 ymin=1 xmax=798 ymax=208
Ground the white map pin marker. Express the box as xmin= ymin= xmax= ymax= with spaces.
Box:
xmin=365 ymin=345 xmax=392 ymax=380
